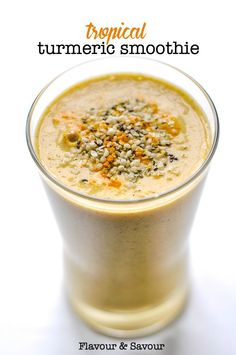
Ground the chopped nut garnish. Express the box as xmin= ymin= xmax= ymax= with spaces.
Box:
xmin=56 ymin=99 xmax=185 ymax=188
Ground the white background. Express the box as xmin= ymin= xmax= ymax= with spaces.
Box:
xmin=0 ymin=0 xmax=236 ymax=354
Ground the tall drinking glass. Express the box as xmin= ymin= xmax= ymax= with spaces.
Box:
xmin=26 ymin=58 xmax=219 ymax=337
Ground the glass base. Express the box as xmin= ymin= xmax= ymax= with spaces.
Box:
xmin=67 ymin=285 xmax=188 ymax=338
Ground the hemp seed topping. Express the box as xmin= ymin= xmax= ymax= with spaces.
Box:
xmin=54 ymin=99 xmax=186 ymax=188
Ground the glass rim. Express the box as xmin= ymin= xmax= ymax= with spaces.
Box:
xmin=26 ymin=56 xmax=219 ymax=205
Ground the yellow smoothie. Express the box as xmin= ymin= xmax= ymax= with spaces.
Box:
xmin=34 ymin=73 xmax=211 ymax=336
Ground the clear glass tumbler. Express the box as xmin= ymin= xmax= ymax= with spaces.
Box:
xmin=26 ymin=57 xmax=219 ymax=337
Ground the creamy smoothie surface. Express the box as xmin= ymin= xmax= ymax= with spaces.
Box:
xmin=36 ymin=74 xmax=210 ymax=199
